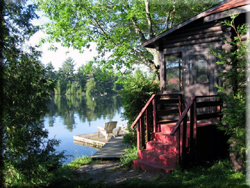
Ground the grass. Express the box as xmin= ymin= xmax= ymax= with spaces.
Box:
xmin=117 ymin=161 xmax=248 ymax=188
xmin=45 ymin=156 xmax=247 ymax=188
xmin=40 ymin=142 xmax=248 ymax=188
xmin=45 ymin=156 xmax=100 ymax=188
xmin=8 ymin=129 xmax=246 ymax=187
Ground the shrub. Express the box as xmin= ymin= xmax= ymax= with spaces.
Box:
xmin=211 ymin=14 xmax=247 ymax=171
xmin=119 ymin=69 xmax=159 ymax=125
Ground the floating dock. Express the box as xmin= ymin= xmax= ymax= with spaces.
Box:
xmin=73 ymin=132 xmax=112 ymax=149
xmin=91 ymin=135 xmax=126 ymax=160
xmin=73 ymin=129 xmax=127 ymax=159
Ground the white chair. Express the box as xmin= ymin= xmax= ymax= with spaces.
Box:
xmin=97 ymin=121 xmax=118 ymax=140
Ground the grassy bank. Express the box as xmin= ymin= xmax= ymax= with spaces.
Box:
xmin=43 ymin=155 xmax=247 ymax=188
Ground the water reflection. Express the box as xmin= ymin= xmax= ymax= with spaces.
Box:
xmin=44 ymin=94 xmax=126 ymax=164
xmin=46 ymin=94 xmax=123 ymax=131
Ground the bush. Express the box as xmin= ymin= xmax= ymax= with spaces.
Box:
xmin=119 ymin=69 xmax=159 ymax=125
xmin=211 ymin=14 xmax=247 ymax=171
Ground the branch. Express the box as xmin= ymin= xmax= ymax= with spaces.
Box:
xmin=164 ymin=2 xmax=176 ymax=30
xmin=169 ymin=3 xmax=176 ymax=29
xmin=91 ymin=16 xmax=110 ymax=40
xmin=165 ymin=10 xmax=171 ymax=30
xmin=145 ymin=0 xmax=154 ymax=38
xmin=131 ymin=17 xmax=146 ymax=42
xmin=131 ymin=48 xmax=158 ymax=71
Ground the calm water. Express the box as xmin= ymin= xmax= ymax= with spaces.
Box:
xmin=44 ymin=95 xmax=127 ymax=164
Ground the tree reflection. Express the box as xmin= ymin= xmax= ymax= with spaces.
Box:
xmin=45 ymin=95 xmax=122 ymax=131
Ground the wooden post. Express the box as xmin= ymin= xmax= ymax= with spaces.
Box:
xmin=193 ymin=98 xmax=197 ymax=162
xmin=182 ymin=115 xmax=187 ymax=167
xmin=137 ymin=122 xmax=140 ymax=153
xmin=176 ymin=128 xmax=180 ymax=166
xmin=152 ymin=98 xmax=157 ymax=133
xmin=190 ymin=98 xmax=195 ymax=162
xmin=140 ymin=116 xmax=145 ymax=150
xmin=146 ymin=108 xmax=151 ymax=142
xmin=178 ymin=95 xmax=182 ymax=116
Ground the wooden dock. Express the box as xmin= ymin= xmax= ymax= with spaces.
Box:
xmin=73 ymin=132 xmax=112 ymax=149
xmin=91 ymin=135 xmax=126 ymax=160
xmin=74 ymin=132 xmax=126 ymax=160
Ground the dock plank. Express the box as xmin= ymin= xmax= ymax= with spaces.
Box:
xmin=73 ymin=132 xmax=112 ymax=148
xmin=91 ymin=136 xmax=126 ymax=160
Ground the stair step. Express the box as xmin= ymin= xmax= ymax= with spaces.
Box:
xmin=154 ymin=132 xmax=176 ymax=143
xmin=158 ymin=122 xmax=176 ymax=133
xmin=139 ymin=150 xmax=176 ymax=167
xmin=146 ymin=141 xmax=176 ymax=154
xmin=157 ymin=119 xmax=179 ymax=124
xmin=133 ymin=159 xmax=173 ymax=173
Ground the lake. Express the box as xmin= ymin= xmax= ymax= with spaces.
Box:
xmin=44 ymin=94 xmax=127 ymax=164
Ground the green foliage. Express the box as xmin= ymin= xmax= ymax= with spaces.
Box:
xmin=210 ymin=14 xmax=247 ymax=171
xmin=3 ymin=47 xmax=65 ymax=187
xmin=120 ymin=69 xmax=159 ymax=125
xmin=67 ymin=156 xmax=93 ymax=169
xmin=123 ymin=129 xmax=137 ymax=147
xmin=47 ymin=61 xmax=121 ymax=97
xmin=120 ymin=146 xmax=138 ymax=168
xmin=38 ymin=0 xmax=219 ymax=78
xmin=45 ymin=159 xmax=247 ymax=188
xmin=2 ymin=1 xmax=65 ymax=187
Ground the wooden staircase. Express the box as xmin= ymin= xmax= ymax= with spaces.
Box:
xmin=131 ymin=94 xmax=223 ymax=172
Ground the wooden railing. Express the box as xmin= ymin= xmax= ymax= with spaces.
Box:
xmin=170 ymin=95 xmax=223 ymax=166
xmin=131 ymin=94 xmax=182 ymax=153
xmin=130 ymin=94 xmax=156 ymax=152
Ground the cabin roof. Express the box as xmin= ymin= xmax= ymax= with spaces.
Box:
xmin=143 ymin=0 xmax=250 ymax=48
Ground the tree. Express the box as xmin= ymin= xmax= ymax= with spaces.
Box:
xmin=61 ymin=57 xmax=75 ymax=81
xmin=211 ymin=14 xmax=247 ymax=171
xmin=120 ymin=69 xmax=159 ymax=125
xmin=0 ymin=0 xmax=4 ymax=186
xmin=45 ymin=61 xmax=56 ymax=80
xmin=2 ymin=1 xmax=64 ymax=186
xmin=38 ymin=0 xmax=219 ymax=79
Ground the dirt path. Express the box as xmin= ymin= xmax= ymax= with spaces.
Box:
xmin=76 ymin=160 xmax=160 ymax=186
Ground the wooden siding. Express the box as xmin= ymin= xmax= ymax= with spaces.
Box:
xmin=160 ymin=20 xmax=225 ymax=50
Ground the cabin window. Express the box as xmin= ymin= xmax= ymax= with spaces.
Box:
xmin=189 ymin=55 xmax=209 ymax=84
xmin=165 ymin=53 xmax=183 ymax=91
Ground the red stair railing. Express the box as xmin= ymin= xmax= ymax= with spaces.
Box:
xmin=131 ymin=94 xmax=156 ymax=152
xmin=131 ymin=94 xmax=183 ymax=153
xmin=170 ymin=95 xmax=223 ymax=167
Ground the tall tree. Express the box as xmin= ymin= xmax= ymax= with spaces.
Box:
xmin=0 ymin=0 xmax=4 ymax=186
xmin=2 ymin=1 xmax=64 ymax=186
xmin=38 ymin=0 xmax=220 ymax=79
xmin=61 ymin=57 xmax=75 ymax=81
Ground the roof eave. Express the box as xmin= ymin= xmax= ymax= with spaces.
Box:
xmin=142 ymin=0 xmax=231 ymax=48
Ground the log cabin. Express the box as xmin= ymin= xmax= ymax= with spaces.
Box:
xmin=131 ymin=0 xmax=249 ymax=172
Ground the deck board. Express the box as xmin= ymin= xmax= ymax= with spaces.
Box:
xmin=74 ymin=131 xmax=126 ymax=159
xmin=91 ymin=136 xmax=126 ymax=160
xmin=73 ymin=132 xmax=111 ymax=148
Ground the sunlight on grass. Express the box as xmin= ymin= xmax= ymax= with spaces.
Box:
xmin=120 ymin=146 xmax=138 ymax=168
xmin=67 ymin=156 xmax=93 ymax=169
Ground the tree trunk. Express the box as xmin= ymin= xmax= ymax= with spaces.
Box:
xmin=229 ymin=141 xmax=245 ymax=172
xmin=145 ymin=48 xmax=160 ymax=81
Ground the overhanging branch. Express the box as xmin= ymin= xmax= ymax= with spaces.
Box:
xmin=131 ymin=17 xmax=146 ymax=42
xmin=145 ymin=0 xmax=154 ymax=38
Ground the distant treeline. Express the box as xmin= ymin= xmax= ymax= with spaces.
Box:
xmin=45 ymin=57 xmax=123 ymax=96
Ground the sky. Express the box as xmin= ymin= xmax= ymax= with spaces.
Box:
xmin=28 ymin=10 xmax=99 ymax=71
xmin=27 ymin=6 xmax=150 ymax=74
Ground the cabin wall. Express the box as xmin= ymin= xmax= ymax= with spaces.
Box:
xmin=159 ymin=18 xmax=233 ymax=102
